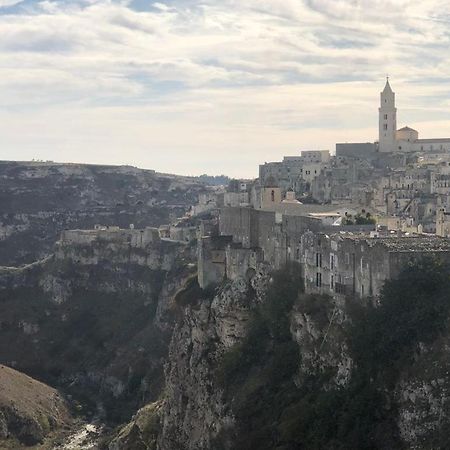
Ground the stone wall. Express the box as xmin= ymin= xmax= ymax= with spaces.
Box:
xmin=198 ymin=236 xmax=232 ymax=289
xmin=225 ymin=245 xmax=264 ymax=281
xmin=303 ymin=233 xmax=450 ymax=299
xmin=60 ymin=227 xmax=161 ymax=248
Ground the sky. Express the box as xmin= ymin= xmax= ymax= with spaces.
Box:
xmin=0 ymin=0 xmax=450 ymax=177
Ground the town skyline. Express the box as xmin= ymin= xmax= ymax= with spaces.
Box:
xmin=1 ymin=0 xmax=450 ymax=177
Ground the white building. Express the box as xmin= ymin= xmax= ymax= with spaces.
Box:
xmin=338 ymin=79 xmax=450 ymax=157
xmin=378 ymin=78 xmax=450 ymax=153
xmin=379 ymin=78 xmax=398 ymax=152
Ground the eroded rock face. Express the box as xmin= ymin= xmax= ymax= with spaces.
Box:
xmin=290 ymin=296 xmax=352 ymax=386
xmin=396 ymin=338 xmax=450 ymax=449
xmin=109 ymin=401 xmax=163 ymax=450
xmin=157 ymin=268 xmax=269 ymax=450
xmin=0 ymin=236 xmax=196 ymax=424
xmin=0 ymin=364 xmax=71 ymax=447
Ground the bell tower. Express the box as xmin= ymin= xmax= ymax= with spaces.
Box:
xmin=378 ymin=78 xmax=397 ymax=152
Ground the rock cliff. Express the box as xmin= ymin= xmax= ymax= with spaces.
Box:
xmin=112 ymin=261 xmax=450 ymax=450
xmin=0 ymin=231 xmax=196 ymax=426
xmin=2 ymin=160 xmax=450 ymax=449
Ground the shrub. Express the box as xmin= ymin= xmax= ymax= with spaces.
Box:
xmin=216 ymin=258 xmax=450 ymax=449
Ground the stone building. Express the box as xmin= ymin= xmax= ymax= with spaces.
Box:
xmin=259 ymin=150 xmax=330 ymax=197
xmin=60 ymin=226 xmax=160 ymax=248
xmin=197 ymin=235 xmax=232 ymax=288
xmin=436 ymin=208 xmax=450 ymax=237
xmin=198 ymin=204 xmax=375 ymax=289
xmin=197 ymin=79 xmax=450 ymax=292
xmin=302 ymin=232 xmax=450 ymax=299
xmin=336 ymin=142 xmax=377 ymax=159
xmin=431 ymin=164 xmax=450 ymax=195
xmin=191 ymin=191 xmax=224 ymax=216
xmin=344 ymin=79 xmax=450 ymax=155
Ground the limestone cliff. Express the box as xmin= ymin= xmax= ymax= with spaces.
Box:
xmin=396 ymin=336 xmax=450 ymax=449
xmin=0 ymin=232 xmax=196 ymax=425
xmin=158 ymin=277 xmax=262 ymax=450
xmin=3 ymin=221 xmax=450 ymax=449
xmin=113 ymin=261 xmax=450 ymax=450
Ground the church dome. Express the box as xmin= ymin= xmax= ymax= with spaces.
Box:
xmin=398 ymin=126 xmax=417 ymax=132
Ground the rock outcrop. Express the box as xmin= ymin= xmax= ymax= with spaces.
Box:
xmin=109 ymin=401 xmax=162 ymax=450
xmin=157 ymin=269 xmax=269 ymax=450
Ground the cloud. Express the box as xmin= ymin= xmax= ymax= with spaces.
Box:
xmin=0 ymin=0 xmax=22 ymax=6
xmin=0 ymin=0 xmax=449 ymax=176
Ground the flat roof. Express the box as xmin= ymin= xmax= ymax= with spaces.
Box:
xmin=416 ymin=138 xmax=450 ymax=143
xmin=333 ymin=234 xmax=450 ymax=252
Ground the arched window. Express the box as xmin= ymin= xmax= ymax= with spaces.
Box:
xmin=271 ymin=190 xmax=275 ymax=202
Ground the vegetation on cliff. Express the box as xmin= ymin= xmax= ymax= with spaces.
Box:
xmin=0 ymin=260 xmax=171 ymax=425
xmin=217 ymin=258 xmax=450 ymax=450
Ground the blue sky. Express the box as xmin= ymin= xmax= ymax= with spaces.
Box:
xmin=0 ymin=0 xmax=449 ymax=177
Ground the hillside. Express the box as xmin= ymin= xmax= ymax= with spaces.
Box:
xmin=0 ymin=161 xmax=206 ymax=265
xmin=0 ymin=364 xmax=71 ymax=447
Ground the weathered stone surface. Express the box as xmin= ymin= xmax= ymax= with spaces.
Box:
xmin=157 ymin=271 xmax=269 ymax=450
xmin=396 ymin=338 xmax=450 ymax=449
xmin=290 ymin=296 xmax=352 ymax=386
xmin=109 ymin=401 xmax=162 ymax=450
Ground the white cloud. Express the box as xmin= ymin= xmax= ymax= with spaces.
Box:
xmin=0 ymin=0 xmax=449 ymax=176
xmin=0 ymin=0 xmax=22 ymax=6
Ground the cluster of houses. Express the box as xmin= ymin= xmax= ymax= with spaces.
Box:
xmin=56 ymin=80 xmax=450 ymax=301
xmin=196 ymin=80 xmax=450 ymax=299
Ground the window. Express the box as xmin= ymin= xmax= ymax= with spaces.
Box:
xmin=331 ymin=275 xmax=334 ymax=290
xmin=330 ymin=254 xmax=335 ymax=270
xmin=384 ymin=114 xmax=388 ymax=120
xmin=316 ymin=252 xmax=322 ymax=267
xmin=316 ymin=272 xmax=322 ymax=287
xmin=271 ymin=190 xmax=275 ymax=202
xmin=383 ymin=124 xmax=388 ymax=130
